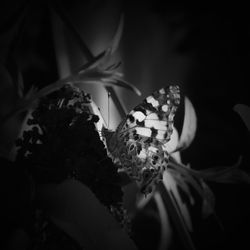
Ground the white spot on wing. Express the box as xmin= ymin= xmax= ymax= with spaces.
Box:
xmin=133 ymin=111 xmax=146 ymax=122
xmin=147 ymin=113 xmax=158 ymax=120
xmin=138 ymin=148 xmax=147 ymax=159
xmin=161 ymin=105 xmax=169 ymax=112
xmin=135 ymin=127 xmax=152 ymax=137
xmin=145 ymin=120 xmax=167 ymax=130
xmin=146 ymin=96 xmax=159 ymax=107
xmin=156 ymin=130 xmax=166 ymax=140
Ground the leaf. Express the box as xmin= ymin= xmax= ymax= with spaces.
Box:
xmin=199 ymin=181 xmax=215 ymax=218
xmin=37 ymin=179 xmax=138 ymax=250
xmin=0 ymin=65 xmax=25 ymax=159
xmin=154 ymin=191 xmax=173 ymax=250
xmin=50 ymin=0 xmax=94 ymax=62
xmin=0 ymin=1 xmax=29 ymax=63
xmin=175 ymin=96 xmax=197 ymax=152
xmin=171 ymin=156 xmax=250 ymax=185
xmin=162 ymin=171 xmax=193 ymax=231
xmin=166 ymin=156 xmax=250 ymax=216
xmin=75 ymin=67 xmax=141 ymax=96
xmin=167 ymin=161 xmax=216 ymax=219
xmin=78 ymin=50 xmax=107 ymax=72
xmin=233 ymin=104 xmax=250 ymax=131
xmin=1 ymin=64 xmax=141 ymax=125
xmin=0 ymin=65 xmax=14 ymax=116
xmin=106 ymin=14 xmax=124 ymax=56
xmin=51 ymin=1 xmax=140 ymax=122
xmin=195 ymin=157 xmax=250 ymax=184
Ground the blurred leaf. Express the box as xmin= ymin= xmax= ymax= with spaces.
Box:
xmin=153 ymin=191 xmax=173 ymax=250
xmin=199 ymin=181 xmax=215 ymax=218
xmin=167 ymin=161 xmax=216 ymax=219
xmin=175 ymin=96 xmax=197 ymax=152
xmin=50 ymin=1 xmax=140 ymax=121
xmin=234 ymin=104 xmax=250 ymax=131
xmin=37 ymin=179 xmax=138 ymax=250
xmin=107 ymin=14 xmax=124 ymax=56
xmin=0 ymin=2 xmax=26 ymax=63
xmin=194 ymin=157 xmax=250 ymax=184
xmin=165 ymin=156 xmax=250 ymax=223
xmin=0 ymin=64 xmax=14 ymax=115
xmin=49 ymin=0 xmax=93 ymax=62
xmin=0 ymin=65 xmax=27 ymax=159
xmin=0 ymin=85 xmax=39 ymax=125
xmin=1 ymin=61 xmax=141 ymax=125
xmin=170 ymin=155 xmax=250 ymax=187
xmin=78 ymin=50 xmax=107 ymax=72
xmin=75 ymin=67 xmax=140 ymax=95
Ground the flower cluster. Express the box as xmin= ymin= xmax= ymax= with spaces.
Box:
xmin=15 ymin=85 xmax=129 ymax=228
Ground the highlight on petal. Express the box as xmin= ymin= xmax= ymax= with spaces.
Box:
xmin=159 ymin=173 xmax=196 ymax=250
xmin=162 ymin=170 xmax=193 ymax=232
xmin=233 ymin=104 xmax=250 ymax=131
xmin=154 ymin=191 xmax=173 ymax=250
xmin=175 ymin=96 xmax=197 ymax=152
xmin=166 ymin=161 xmax=216 ymax=219
xmin=163 ymin=126 xmax=181 ymax=163
xmin=73 ymin=69 xmax=141 ymax=96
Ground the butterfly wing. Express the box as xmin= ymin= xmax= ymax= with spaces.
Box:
xmin=107 ymin=85 xmax=181 ymax=194
xmin=119 ymin=85 xmax=180 ymax=143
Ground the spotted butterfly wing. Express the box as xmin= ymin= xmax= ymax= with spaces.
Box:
xmin=103 ymin=85 xmax=180 ymax=194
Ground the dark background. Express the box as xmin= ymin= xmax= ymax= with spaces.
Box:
xmin=1 ymin=1 xmax=250 ymax=249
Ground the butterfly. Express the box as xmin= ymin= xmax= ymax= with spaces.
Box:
xmin=102 ymin=85 xmax=181 ymax=195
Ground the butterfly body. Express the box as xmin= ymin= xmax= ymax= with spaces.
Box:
xmin=103 ymin=85 xmax=180 ymax=194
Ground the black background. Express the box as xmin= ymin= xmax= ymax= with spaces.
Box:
xmin=1 ymin=1 xmax=250 ymax=249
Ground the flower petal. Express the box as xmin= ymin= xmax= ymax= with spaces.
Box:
xmin=175 ymin=96 xmax=197 ymax=152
